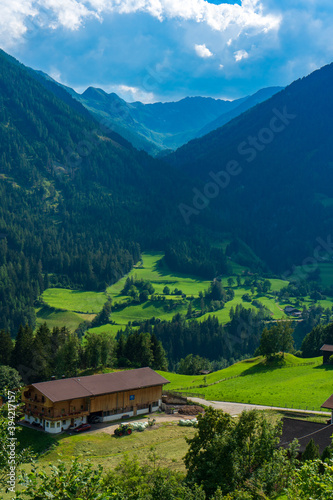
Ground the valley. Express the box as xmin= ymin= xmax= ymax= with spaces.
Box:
xmin=38 ymin=251 xmax=333 ymax=341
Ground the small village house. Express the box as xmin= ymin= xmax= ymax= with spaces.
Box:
xmin=22 ymin=367 xmax=169 ymax=434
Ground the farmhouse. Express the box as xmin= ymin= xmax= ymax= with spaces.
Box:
xmin=284 ymin=306 xmax=302 ymax=317
xmin=320 ymin=344 xmax=333 ymax=364
xmin=22 ymin=367 xmax=169 ymax=434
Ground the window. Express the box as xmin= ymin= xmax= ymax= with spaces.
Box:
xmin=42 ymin=396 xmax=45 ymax=403
xmin=61 ymin=409 xmax=65 ymax=413
xmin=81 ymin=405 xmax=84 ymax=410
xmin=42 ymin=408 xmax=44 ymax=413
xmin=50 ymin=422 xmax=55 ymax=428
xmin=62 ymin=420 xmax=66 ymax=425
xmin=57 ymin=422 xmax=60 ymax=428
xmin=46 ymin=422 xmax=49 ymax=427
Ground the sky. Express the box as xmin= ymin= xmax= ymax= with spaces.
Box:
xmin=0 ymin=0 xmax=333 ymax=103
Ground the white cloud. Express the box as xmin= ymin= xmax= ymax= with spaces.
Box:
xmin=0 ymin=0 xmax=37 ymax=48
xmin=234 ymin=49 xmax=249 ymax=61
xmin=0 ymin=0 xmax=282 ymax=49
xmin=219 ymin=64 xmax=224 ymax=69
xmin=195 ymin=43 xmax=213 ymax=58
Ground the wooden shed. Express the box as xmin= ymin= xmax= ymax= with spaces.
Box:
xmin=320 ymin=344 xmax=333 ymax=364
xmin=22 ymin=367 xmax=169 ymax=433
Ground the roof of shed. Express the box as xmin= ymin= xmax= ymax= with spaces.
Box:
xmin=322 ymin=394 xmax=333 ymax=410
xmin=30 ymin=367 xmax=169 ymax=402
xmin=320 ymin=344 xmax=333 ymax=352
xmin=280 ymin=417 xmax=333 ymax=454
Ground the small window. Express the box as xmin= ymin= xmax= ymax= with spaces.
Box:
xmin=61 ymin=409 xmax=65 ymax=413
xmin=62 ymin=420 xmax=66 ymax=425
xmin=42 ymin=396 xmax=45 ymax=403
xmin=57 ymin=422 xmax=60 ymax=428
xmin=34 ymin=406 xmax=37 ymax=409
xmin=48 ymin=409 xmax=51 ymax=414
xmin=42 ymin=408 xmax=44 ymax=413
xmin=81 ymin=405 xmax=84 ymax=410
xmin=46 ymin=422 xmax=49 ymax=427
xmin=50 ymin=422 xmax=55 ymax=428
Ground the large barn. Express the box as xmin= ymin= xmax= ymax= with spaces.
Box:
xmin=22 ymin=367 xmax=170 ymax=433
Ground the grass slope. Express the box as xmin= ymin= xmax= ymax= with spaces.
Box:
xmin=159 ymin=354 xmax=333 ymax=411
xmin=39 ymin=252 xmax=292 ymax=332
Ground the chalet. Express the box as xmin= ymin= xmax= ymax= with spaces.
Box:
xmin=22 ymin=367 xmax=169 ymax=434
xmin=320 ymin=344 xmax=333 ymax=364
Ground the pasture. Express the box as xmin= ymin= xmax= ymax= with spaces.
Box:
xmin=159 ymin=354 xmax=333 ymax=412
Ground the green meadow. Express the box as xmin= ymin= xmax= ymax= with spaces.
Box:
xmin=39 ymin=251 xmax=293 ymax=332
xmin=42 ymin=288 xmax=108 ymax=313
xmin=159 ymin=354 xmax=333 ymax=412
xmin=38 ymin=251 xmax=333 ymax=334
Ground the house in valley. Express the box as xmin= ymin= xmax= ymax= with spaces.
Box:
xmin=22 ymin=367 xmax=169 ymax=434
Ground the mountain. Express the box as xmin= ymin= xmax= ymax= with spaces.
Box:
xmin=197 ymin=86 xmax=283 ymax=138
xmin=33 ymin=71 xmax=281 ymax=155
xmin=167 ymin=62 xmax=333 ymax=274
xmin=57 ymin=86 xmax=247 ymax=155
xmin=0 ymin=49 xmax=232 ymax=333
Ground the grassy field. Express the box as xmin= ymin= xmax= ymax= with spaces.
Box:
xmin=38 ymin=251 xmax=333 ymax=334
xmin=39 ymin=252 xmax=293 ymax=332
xmin=42 ymin=288 xmax=108 ymax=313
xmin=158 ymin=354 xmax=333 ymax=411
xmin=35 ymin=306 xmax=89 ymax=331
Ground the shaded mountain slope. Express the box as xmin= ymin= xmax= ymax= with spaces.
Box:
xmin=167 ymin=63 xmax=333 ymax=273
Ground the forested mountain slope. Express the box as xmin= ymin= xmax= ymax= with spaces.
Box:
xmin=167 ymin=63 xmax=333 ymax=274
xmin=33 ymin=70 xmax=281 ymax=156
xmin=0 ymin=50 xmax=174 ymax=332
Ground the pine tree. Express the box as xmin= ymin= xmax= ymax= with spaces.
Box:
xmin=0 ymin=330 xmax=13 ymax=365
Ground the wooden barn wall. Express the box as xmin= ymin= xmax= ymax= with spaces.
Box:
xmin=90 ymin=385 xmax=162 ymax=412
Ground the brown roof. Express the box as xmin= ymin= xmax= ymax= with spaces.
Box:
xmin=320 ymin=344 xmax=333 ymax=352
xmin=322 ymin=394 xmax=333 ymax=410
xmin=31 ymin=367 xmax=170 ymax=403
xmin=280 ymin=417 xmax=333 ymax=454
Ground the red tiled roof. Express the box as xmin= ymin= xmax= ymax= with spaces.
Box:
xmin=31 ymin=367 xmax=169 ymax=403
xmin=320 ymin=344 xmax=333 ymax=352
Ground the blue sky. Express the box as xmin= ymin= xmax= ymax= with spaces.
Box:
xmin=1 ymin=0 xmax=333 ymax=103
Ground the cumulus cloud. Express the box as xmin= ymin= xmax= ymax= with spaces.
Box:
xmin=195 ymin=43 xmax=213 ymax=58
xmin=0 ymin=0 xmax=281 ymax=48
xmin=234 ymin=49 xmax=249 ymax=61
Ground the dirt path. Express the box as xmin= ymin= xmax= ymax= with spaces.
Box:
xmin=189 ymin=397 xmax=331 ymax=417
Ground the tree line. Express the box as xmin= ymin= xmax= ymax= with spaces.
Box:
xmin=0 ymin=323 xmax=167 ymax=384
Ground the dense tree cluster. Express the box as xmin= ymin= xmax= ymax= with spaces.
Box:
xmin=301 ymin=322 xmax=333 ymax=358
xmin=0 ymin=323 xmax=167 ymax=384
xmin=120 ymin=306 xmax=269 ymax=369
xmin=165 ymin=242 xmax=230 ymax=280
